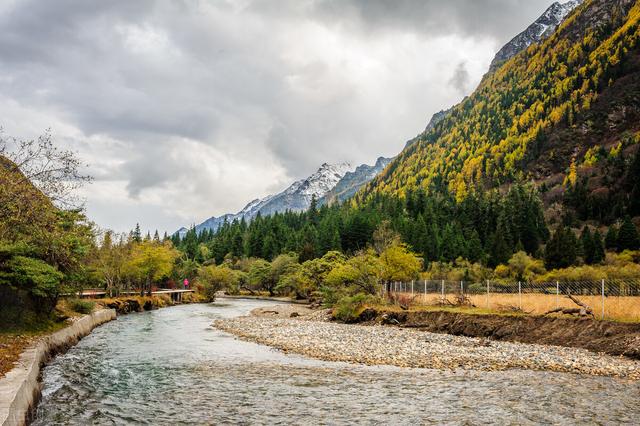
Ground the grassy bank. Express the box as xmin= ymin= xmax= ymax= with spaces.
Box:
xmin=0 ymin=298 xmax=92 ymax=378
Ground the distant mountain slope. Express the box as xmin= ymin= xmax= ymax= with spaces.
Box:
xmin=321 ymin=157 xmax=392 ymax=205
xmin=182 ymin=162 xmax=351 ymax=235
xmin=255 ymin=162 xmax=351 ymax=217
xmin=490 ymin=0 xmax=583 ymax=69
xmin=362 ymin=0 xmax=640 ymax=222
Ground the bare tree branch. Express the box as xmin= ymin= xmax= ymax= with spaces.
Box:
xmin=0 ymin=128 xmax=92 ymax=209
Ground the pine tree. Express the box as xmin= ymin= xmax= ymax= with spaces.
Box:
xmin=580 ymin=226 xmax=594 ymax=264
xmin=262 ymin=232 xmax=278 ymax=261
xmin=489 ymin=231 xmax=511 ymax=267
xmin=299 ymin=224 xmax=319 ymax=262
xmin=466 ymin=230 xmax=484 ymax=263
xmin=133 ymin=223 xmax=142 ymax=243
xmin=592 ymin=229 xmax=605 ymax=263
xmin=308 ymin=194 xmax=319 ymax=224
xmin=153 ymin=230 xmax=160 ymax=241
xmin=605 ymin=225 xmax=618 ymax=250
xmin=617 ymin=216 xmax=640 ymax=251
xmin=561 ymin=227 xmax=578 ymax=267
xmin=545 ymin=226 xmax=577 ymax=269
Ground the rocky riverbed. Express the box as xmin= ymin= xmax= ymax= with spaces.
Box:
xmin=214 ymin=307 xmax=640 ymax=379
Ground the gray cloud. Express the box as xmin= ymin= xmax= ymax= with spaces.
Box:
xmin=253 ymin=0 xmax=556 ymax=43
xmin=449 ymin=61 xmax=470 ymax=95
xmin=0 ymin=0 xmax=556 ymax=233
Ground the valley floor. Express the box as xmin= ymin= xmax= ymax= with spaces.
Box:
xmin=214 ymin=305 xmax=640 ymax=379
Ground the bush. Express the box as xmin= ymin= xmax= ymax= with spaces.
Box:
xmin=197 ymin=265 xmax=239 ymax=301
xmin=332 ymin=293 xmax=373 ymax=323
xmin=67 ymin=298 xmax=95 ymax=314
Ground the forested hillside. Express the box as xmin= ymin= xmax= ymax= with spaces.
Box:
xmin=364 ymin=0 xmax=640 ymax=227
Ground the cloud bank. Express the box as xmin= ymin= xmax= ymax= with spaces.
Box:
xmin=0 ymin=0 xmax=555 ymax=233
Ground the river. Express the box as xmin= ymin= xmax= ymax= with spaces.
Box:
xmin=33 ymin=299 xmax=640 ymax=425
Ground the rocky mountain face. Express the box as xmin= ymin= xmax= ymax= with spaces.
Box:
xmin=183 ymin=161 xmax=392 ymax=235
xmin=490 ymin=0 xmax=583 ymax=69
xmin=254 ymin=162 xmax=351 ymax=217
xmin=320 ymin=157 xmax=392 ymax=205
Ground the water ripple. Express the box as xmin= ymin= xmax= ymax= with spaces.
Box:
xmin=33 ymin=301 xmax=640 ymax=425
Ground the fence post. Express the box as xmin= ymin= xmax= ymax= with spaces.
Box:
xmin=441 ymin=279 xmax=445 ymax=301
xmin=518 ymin=281 xmax=522 ymax=310
xmin=601 ymin=278 xmax=605 ymax=320
xmin=424 ymin=280 xmax=427 ymax=296
xmin=486 ymin=279 xmax=489 ymax=309
xmin=460 ymin=280 xmax=463 ymax=296
xmin=556 ymin=281 xmax=560 ymax=309
xmin=411 ymin=280 xmax=414 ymax=295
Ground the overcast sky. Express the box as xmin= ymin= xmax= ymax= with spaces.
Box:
xmin=0 ymin=0 xmax=556 ymax=234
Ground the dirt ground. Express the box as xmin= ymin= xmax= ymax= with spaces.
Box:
xmin=0 ymin=334 xmax=37 ymax=378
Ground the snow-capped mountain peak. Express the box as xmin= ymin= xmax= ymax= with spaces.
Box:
xmin=297 ymin=162 xmax=352 ymax=197
xmin=490 ymin=0 xmax=583 ymax=69
xmin=178 ymin=162 xmax=355 ymax=235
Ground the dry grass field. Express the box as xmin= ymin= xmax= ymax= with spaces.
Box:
xmin=396 ymin=292 xmax=640 ymax=322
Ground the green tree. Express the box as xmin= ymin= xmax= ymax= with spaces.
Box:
xmin=592 ymin=229 xmax=605 ymax=263
xmin=197 ymin=264 xmax=239 ymax=301
xmin=248 ymin=259 xmax=275 ymax=295
xmin=580 ymin=226 xmax=595 ymax=264
xmin=0 ymin=244 xmax=64 ymax=314
xmin=617 ymin=216 xmax=640 ymax=251
xmin=126 ymin=240 xmax=179 ymax=296
xmin=605 ymin=224 xmax=618 ymax=250
xmin=544 ymin=226 xmax=577 ymax=269
xmin=379 ymin=243 xmax=422 ymax=288
xmin=133 ymin=223 xmax=142 ymax=243
xmin=325 ymin=249 xmax=382 ymax=300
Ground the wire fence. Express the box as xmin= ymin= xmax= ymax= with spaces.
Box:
xmin=384 ymin=279 xmax=640 ymax=322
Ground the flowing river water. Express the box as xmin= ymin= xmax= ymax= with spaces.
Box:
xmin=33 ymin=299 xmax=639 ymax=425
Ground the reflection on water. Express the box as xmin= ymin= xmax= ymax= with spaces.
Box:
xmin=33 ymin=300 xmax=640 ymax=425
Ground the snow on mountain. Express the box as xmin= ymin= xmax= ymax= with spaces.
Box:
xmin=320 ymin=157 xmax=393 ymax=205
xmin=490 ymin=0 xmax=583 ymax=69
xmin=182 ymin=162 xmax=353 ymax=235
xmin=251 ymin=162 xmax=351 ymax=217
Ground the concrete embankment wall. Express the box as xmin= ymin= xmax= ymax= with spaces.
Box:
xmin=0 ymin=309 xmax=116 ymax=426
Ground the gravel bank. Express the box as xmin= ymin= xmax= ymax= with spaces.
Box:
xmin=214 ymin=315 xmax=640 ymax=379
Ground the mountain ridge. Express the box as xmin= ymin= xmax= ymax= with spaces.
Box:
xmin=179 ymin=158 xmax=391 ymax=236
xmin=490 ymin=0 xmax=583 ymax=70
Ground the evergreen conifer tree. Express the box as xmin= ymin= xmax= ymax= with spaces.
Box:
xmin=605 ymin=224 xmax=618 ymax=250
xmin=592 ymin=229 xmax=605 ymax=263
xmin=133 ymin=223 xmax=142 ymax=243
xmin=580 ymin=226 xmax=594 ymax=264
xmin=545 ymin=226 xmax=578 ymax=269
xmin=617 ymin=216 xmax=640 ymax=251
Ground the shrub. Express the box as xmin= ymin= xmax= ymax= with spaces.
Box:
xmin=197 ymin=265 xmax=239 ymax=301
xmin=67 ymin=298 xmax=95 ymax=314
xmin=332 ymin=293 xmax=373 ymax=323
